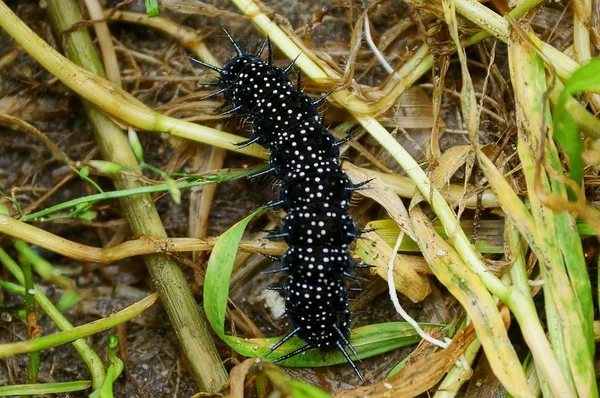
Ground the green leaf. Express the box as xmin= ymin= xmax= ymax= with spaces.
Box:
xmin=553 ymin=57 xmax=600 ymax=186
xmin=144 ymin=0 xmax=159 ymax=17
xmin=166 ymin=178 xmax=181 ymax=204
xmin=263 ymin=365 xmax=330 ymax=398
xmin=89 ymin=335 xmax=124 ymax=398
xmin=204 ymin=210 xmax=439 ymax=368
xmin=56 ymin=291 xmax=80 ymax=311
xmin=127 ymin=127 xmax=144 ymax=163
xmin=204 ymin=208 xmax=266 ymax=337
xmin=89 ymin=160 xmax=123 ymax=174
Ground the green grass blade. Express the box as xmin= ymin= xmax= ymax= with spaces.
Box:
xmin=144 ymin=0 xmax=159 ymax=17
xmin=410 ymin=206 xmax=533 ymax=397
xmin=204 ymin=208 xmax=266 ymax=337
xmin=0 ymin=381 xmax=91 ymax=396
xmin=203 ymin=211 xmax=435 ymax=367
xmin=262 ymin=365 xmax=330 ymax=398
xmin=554 ymin=57 xmax=600 ymax=185
xmin=0 ymin=248 xmax=106 ymax=388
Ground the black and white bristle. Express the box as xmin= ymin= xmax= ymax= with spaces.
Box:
xmin=192 ymin=27 xmax=369 ymax=382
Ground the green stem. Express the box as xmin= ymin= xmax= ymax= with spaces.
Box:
xmin=20 ymin=166 xmax=263 ymax=222
xmin=454 ymin=0 xmax=579 ymax=80
xmin=0 ymin=248 xmax=106 ymax=389
xmin=15 ymin=241 xmax=74 ymax=290
xmin=505 ymin=220 xmax=575 ymax=396
xmin=0 ymin=381 xmax=92 ymax=396
xmin=72 ymin=166 xmax=104 ymax=193
xmin=0 ymin=1 xmax=265 ymax=160
xmin=21 ymin=249 xmax=40 ymax=384
xmin=43 ymin=0 xmax=229 ymax=391
xmin=0 ymin=280 xmax=26 ymax=295
xmin=0 ymin=294 xmax=157 ymax=358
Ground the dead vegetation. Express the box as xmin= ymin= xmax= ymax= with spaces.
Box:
xmin=0 ymin=0 xmax=598 ymax=397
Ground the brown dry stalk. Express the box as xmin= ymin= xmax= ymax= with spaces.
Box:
xmin=335 ymin=325 xmax=477 ymax=397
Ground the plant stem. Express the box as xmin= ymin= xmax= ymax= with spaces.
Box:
xmin=0 ymin=381 xmax=92 ymax=396
xmin=0 ymin=248 xmax=106 ymax=389
xmin=0 ymin=2 xmax=265 ymax=160
xmin=21 ymin=247 xmax=40 ymax=384
xmin=454 ymin=0 xmax=579 ymax=80
xmin=40 ymin=0 xmax=228 ymax=391
xmin=20 ymin=166 xmax=262 ymax=222
xmin=0 ymin=294 xmax=157 ymax=358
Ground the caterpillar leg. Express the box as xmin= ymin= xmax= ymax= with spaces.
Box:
xmin=261 ymin=266 xmax=288 ymax=275
xmin=343 ymin=272 xmax=370 ymax=282
xmin=354 ymin=262 xmax=375 ymax=269
xmin=218 ymin=105 xmax=243 ymax=116
xmin=260 ymin=199 xmax=285 ymax=209
xmin=235 ymin=136 xmax=261 ymax=148
xmin=270 ymin=344 xmax=313 ymax=365
xmin=267 ymin=336 xmax=364 ymax=383
xmin=202 ymin=80 xmax=222 ymax=87
xmin=248 ymin=167 xmax=276 ymax=179
xmin=283 ymin=54 xmax=301 ymax=73
xmin=334 ymin=131 xmax=357 ymax=147
xmin=264 ymin=326 xmax=303 ymax=359
xmin=333 ymin=326 xmax=364 ymax=382
xmin=347 ymin=287 xmax=366 ymax=292
xmin=361 ymin=227 xmax=379 ymax=234
xmin=264 ymin=231 xmax=289 ymax=240
xmin=199 ymin=88 xmax=226 ymax=100
xmin=313 ymin=89 xmax=334 ymax=106
xmin=347 ymin=228 xmax=379 ymax=241
xmin=345 ymin=178 xmax=375 ymax=191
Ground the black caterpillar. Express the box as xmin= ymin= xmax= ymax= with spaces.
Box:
xmin=193 ymin=29 xmax=368 ymax=381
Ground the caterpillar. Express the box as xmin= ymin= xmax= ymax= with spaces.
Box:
xmin=193 ymin=28 xmax=367 ymax=381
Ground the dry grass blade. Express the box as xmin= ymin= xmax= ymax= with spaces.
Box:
xmin=441 ymin=0 xmax=478 ymax=145
xmin=410 ymin=206 xmax=533 ymax=397
xmin=430 ymin=145 xmax=473 ymax=188
xmin=367 ymin=219 xmax=505 ymax=254
xmin=344 ymin=163 xmax=415 ymax=240
xmin=226 ymin=358 xmax=257 ymax=398
xmin=0 ymin=213 xmax=287 ymax=262
xmin=343 ymin=163 xmax=501 ymax=209
xmin=335 ymin=325 xmax=477 ymax=398
xmin=355 ymin=231 xmax=431 ymax=302
xmin=0 ymin=0 xmax=597 ymax=394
